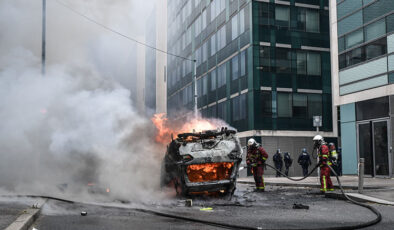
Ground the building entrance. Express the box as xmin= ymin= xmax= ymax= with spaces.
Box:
xmin=358 ymin=119 xmax=391 ymax=177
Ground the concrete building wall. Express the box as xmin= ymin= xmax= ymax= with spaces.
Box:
xmin=155 ymin=0 xmax=168 ymax=114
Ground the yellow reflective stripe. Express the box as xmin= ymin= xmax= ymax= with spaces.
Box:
xmin=328 ymin=188 xmax=334 ymax=191
xmin=322 ymin=155 xmax=329 ymax=157
xmin=328 ymin=162 xmax=332 ymax=165
xmin=262 ymin=157 xmax=267 ymax=160
xmin=331 ymin=150 xmax=337 ymax=155
xmin=323 ymin=176 xmax=327 ymax=189
xmin=257 ymin=187 xmax=265 ymax=189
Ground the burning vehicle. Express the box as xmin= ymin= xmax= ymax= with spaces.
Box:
xmin=160 ymin=128 xmax=243 ymax=196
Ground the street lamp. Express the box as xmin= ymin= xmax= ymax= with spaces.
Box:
xmin=313 ymin=115 xmax=322 ymax=133
xmin=42 ymin=0 xmax=46 ymax=76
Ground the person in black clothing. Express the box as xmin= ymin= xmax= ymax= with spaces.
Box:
xmin=273 ymin=149 xmax=283 ymax=177
xmin=283 ymin=152 xmax=293 ymax=176
xmin=298 ymin=148 xmax=312 ymax=177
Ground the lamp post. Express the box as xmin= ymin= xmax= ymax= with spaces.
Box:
xmin=42 ymin=0 xmax=46 ymax=76
xmin=193 ymin=59 xmax=197 ymax=118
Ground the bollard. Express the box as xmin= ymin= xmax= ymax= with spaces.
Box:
xmin=358 ymin=158 xmax=364 ymax=194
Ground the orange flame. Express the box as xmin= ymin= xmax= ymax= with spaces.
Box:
xmin=151 ymin=113 xmax=224 ymax=144
xmin=187 ymin=162 xmax=234 ymax=182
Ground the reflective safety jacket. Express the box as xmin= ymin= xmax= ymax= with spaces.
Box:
xmin=246 ymin=146 xmax=269 ymax=167
xmin=329 ymin=147 xmax=338 ymax=165
xmin=318 ymin=144 xmax=330 ymax=167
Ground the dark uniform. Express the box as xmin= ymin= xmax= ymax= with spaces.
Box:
xmin=298 ymin=149 xmax=312 ymax=177
xmin=273 ymin=150 xmax=283 ymax=177
xmin=246 ymin=145 xmax=269 ymax=191
xmin=283 ymin=152 xmax=293 ymax=176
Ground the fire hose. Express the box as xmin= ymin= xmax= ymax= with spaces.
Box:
xmin=12 ymin=163 xmax=381 ymax=230
xmin=16 ymin=163 xmax=381 ymax=230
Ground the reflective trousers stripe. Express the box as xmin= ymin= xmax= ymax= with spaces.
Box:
xmin=323 ymin=175 xmax=326 ymax=189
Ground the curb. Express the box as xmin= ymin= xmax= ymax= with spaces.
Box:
xmin=325 ymin=192 xmax=394 ymax=205
xmin=237 ymin=180 xmax=383 ymax=190
xmin=4 ymin=198 xmax=47 ymax=230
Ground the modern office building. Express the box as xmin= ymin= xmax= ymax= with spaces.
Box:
xmin=330 ymin=0 xmax=394 ymax=177
xmin=167 ymin=0 xmax=333 ymax=176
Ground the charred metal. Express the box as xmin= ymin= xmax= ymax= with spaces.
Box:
xmin=160 ymin=128 xmax=243 ymax=196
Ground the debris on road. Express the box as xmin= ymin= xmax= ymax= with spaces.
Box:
xmin=81 ymin=211 xmax=87 ymax=216
xmin=199 ymin=207 xmax=213 ymax=212
xmin=185 ymin=199 xmax=193 ymax=207
xmin=292 ymin=203 xmax=309 ymax=210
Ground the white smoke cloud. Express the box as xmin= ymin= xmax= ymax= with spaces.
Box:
xmin=0 ymin=0 xmax=163 ymax=201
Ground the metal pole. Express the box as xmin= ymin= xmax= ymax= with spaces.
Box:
xmin=193 ymin=60 xmax=197 ymax=118
xmin=359 ymin=158 xmax=365 ymax=194
xmin=42 ymin=0 xmax=46 ymax=76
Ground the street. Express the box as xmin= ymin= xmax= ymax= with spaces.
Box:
xmin=0 ymin=184 xmax=385 ymax=230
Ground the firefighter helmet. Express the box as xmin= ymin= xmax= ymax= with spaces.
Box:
xmin=313 ymin=135 xmax=324 ymax=149
xmin=248 ymin=138 xmax=257 ymax=147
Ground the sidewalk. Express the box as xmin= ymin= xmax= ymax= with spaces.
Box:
xmin=238 ymin=175 xmax=394 ymax=190
xmin=238 ymin=175 xmax=394 ymax=205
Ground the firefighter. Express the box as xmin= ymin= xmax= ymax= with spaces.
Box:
xmin=246 ymin=138 xmax=269 ymax=192
xmin=313 ymin=135 xmax=334 ymax=192
xmin=328 ymin=143 xmax=339 ymax=176
xmin=273 ymin=149 xmax=283 ymax=177
xmin=298 ymin=148 xmax=312 ymax=177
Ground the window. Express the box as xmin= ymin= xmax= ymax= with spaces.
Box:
xmin=202 ymin=9 xmax=207 ymax=29
xmin=218 ymin=101 xmax=227 ymax=120
xmin=196 ymin=46 xmax=202 ymax=65
xmin=210 ymin=33 xmax=216 ymax=56
xmin=231 ymin=15 xmax=238 ymax=40
xmin=261 ymin=91 xmax=272 ymax=117
xmin=307 ymin=52 xmax=321 ymax=76
xmin=240 ymin=93 xmax=247 ymax=120
xmin=218 ymin=64 xmax=226 ymax=87
xmin=338 ymin=37 xmax=345 ymax=52
xmin=297 ymin=52 xmax=307 ymax=75
xmin=195 ymin=15 xmax=201 ymax=37
xmin=337 ymin=10 xmax=363 ymax=36
xmin=232 ymin=96 xmax=240 ymax=121
xmin=275 ymin=5 xmax=289 ymax=27
xmin=346 ymin=47 xmax=364 ymax=66
xmin=210 ymin=70 xmax=216 ymax=91
xmin=337 ymin=0 xmax=362 ymax=19
xmin=259 ymin=46 xmax=270 ymax=71
xmin=239 ymin=8 xmax=245 ymax=34
xmin=197 ymin=78 xmax=202 ymax=96
xmin=306 ymin=9 xmax=319 ymax=32
xmin=365 ymin=37 xmax=387 ymax=61
xmin=365 ymin=19 xmax=386 ymax=42
xmin=202 ymin=42 xmax=208 ymax=62
xmin=297 ymin=8 xmax=306 ymax=31
xmin=240 ymin=51 xmax=246 ymax=76
xmin=346 ymin=28 xmax=363 ymax=49
xmin=293 ymin=94 xmax=307 ymax=118
xmin=218 ymin=26 xmax=226 ymax=50
xmin=276 ymin=48 xmax=291 ymax=74
xmin=231 ymin=55 xmax=239 ymax=80
xmin=210 ymin=1 xmax=215 ymax=21
xmin=339 ymin=37 xmax=387 ymax=69
xmin=277 ymin=93 xmax=292 ymax=117
xmin=202 ymin=75 xmax=208 ymax=95
xmin=308 ymin=94 xmax=322 ymax=118
xmin=215 ymin=0 xmax=225 ymax=17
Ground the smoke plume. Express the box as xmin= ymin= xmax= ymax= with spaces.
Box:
xmin=0 ymin=0 xmax=162 ymax=201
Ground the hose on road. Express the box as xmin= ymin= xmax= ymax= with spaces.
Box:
xmin=13 ymin=163 xmax=381 ymax=230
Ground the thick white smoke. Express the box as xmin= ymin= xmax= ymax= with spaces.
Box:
xmin=0 ymin=0 xmax=162 ymax=201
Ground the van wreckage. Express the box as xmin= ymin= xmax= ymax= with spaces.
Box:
xmin=160 ymin=128 xmax=243 ymax=196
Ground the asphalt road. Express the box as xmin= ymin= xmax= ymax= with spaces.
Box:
xmin=0 ymin=197 xmax=35 ymax=229
xmin=22 ymin=184 xmax=394 ymax=230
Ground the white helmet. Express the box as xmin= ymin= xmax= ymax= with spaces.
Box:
xmin=248 ymin=138 xmax=257 ymax=147
xmin=313 ymin=135 xmax=324 ymax=142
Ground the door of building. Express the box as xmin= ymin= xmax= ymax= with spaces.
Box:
xmin=357 ymin=119 xmax=391 ymax=177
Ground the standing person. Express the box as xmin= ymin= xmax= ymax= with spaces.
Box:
xmin=328 ymin=143 xmax=339 ymax=176
xmin=298 ymin=148 xmax=312 ymax=177
xmin=273 ymin=149 xmax=283 ymax=177
xmin=246 ymin=138 xmax=269 ymax=192
xmin=283 ymin=152 xmax=293 ymax=176
xmin=337 ymin=147 xmax=342 ymax=176
xmin=313 ymin=135 xmax=334 ymax=192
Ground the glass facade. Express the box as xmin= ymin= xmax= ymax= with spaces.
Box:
xmin=167 ymin=0 xmax=332 ymax=132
